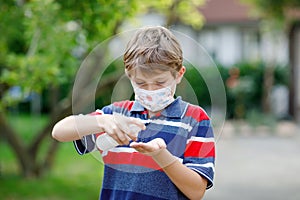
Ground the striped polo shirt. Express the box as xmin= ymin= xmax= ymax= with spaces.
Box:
xmin=74 ymin=97 xmax=215 ymax=200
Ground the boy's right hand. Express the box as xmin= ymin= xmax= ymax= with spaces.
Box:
xmin=97 ymin=114 xmax=146 ymax=145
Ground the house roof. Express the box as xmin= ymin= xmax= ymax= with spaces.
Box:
xmin=199 ymin=0 xmax=258 ymax=24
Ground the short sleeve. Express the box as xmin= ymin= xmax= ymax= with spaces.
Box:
xmin=73 ymin=134 xmax=97 ymax=155
xmin=73 ymin=109 xmax=107 ymax=155
xmin=183 ymin=119 xmax=215 ymax=189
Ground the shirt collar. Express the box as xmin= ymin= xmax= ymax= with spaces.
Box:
xmin=130 ymin=100 xmax=145 ymax=112
xmin=130 ymin=96 xmax=188 ymax=118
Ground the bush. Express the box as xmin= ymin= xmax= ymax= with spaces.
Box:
xmin=11 ymin=60 xmax=289 ymax=120
xmin=183 ymin=61 xmax=289 ymax=119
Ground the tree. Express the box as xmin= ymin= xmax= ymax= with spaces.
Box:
xmin=242 ymin=0 xmax=300 ymax=116
xmin=0 ymin=0 xmax=205 ymax=178
xmin=243 ymin=0 xmax=300 ymax=20
xmin=0 ymin=0 xmax=141 ymax=178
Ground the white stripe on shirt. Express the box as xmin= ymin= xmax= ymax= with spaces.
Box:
xmin=185 ymin=162 xmax=215 ymax=173
xmin=142 ymin=119 xmax=193 ymax=132
xmin=187 ymin=136 xmax=215 ymax=144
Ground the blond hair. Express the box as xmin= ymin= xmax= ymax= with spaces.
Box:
xmin=124 ymin=26 xmax=183 ymax=77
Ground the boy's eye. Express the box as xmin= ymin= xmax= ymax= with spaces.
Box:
xmin=136 ymin=82 xmax=145 ymax=86
xmin=156 ymin=81 xmax=166 ymax=85
xmin=156 ymin=80 xmax=168 ymax=84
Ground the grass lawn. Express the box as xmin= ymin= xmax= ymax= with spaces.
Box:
xmin=1 ymin=114 xmax=104 ymax=200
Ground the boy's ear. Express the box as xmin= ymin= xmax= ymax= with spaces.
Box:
xmin=176 ymin=66 xmax=186 ymax=84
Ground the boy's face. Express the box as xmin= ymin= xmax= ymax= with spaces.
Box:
xmin=127 ymin=66 xmax=185 ymax=112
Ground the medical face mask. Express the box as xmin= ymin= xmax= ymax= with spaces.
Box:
xmin=133 ymin=84 xmax=176 ymax=112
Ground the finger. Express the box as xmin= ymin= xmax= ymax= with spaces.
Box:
xmin=113 ymin=115 xmax=140 ymax=136
xmin=130 ymin=143 xmax=147 ymax=153
xmin=113 ymin=114 xmax=146 ymax=135
xmin=126 ymin=133 xmax=137 ymax=141
xmin=129 ymin=117 xmax=146 ymax=130
xmin=130 ymin=141 xmax=143 ymax=148
xmin=107 ymin=133 xmax=123 ymax=145
xmin=106 ymin=125 xmax=126 ymax=145
xmin=134 ymin=142 xmax=156 ymax=152
xmin=108 ymin=121 xmax=136 ymax=143
xmin=113 ymin=117 xmax=130 ymax=134
xmin=114 ymin=127 xmax=130 ymax=145
xmin=153 ymin=138 xmax=167 ymax=149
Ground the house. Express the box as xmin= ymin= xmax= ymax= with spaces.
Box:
xmin=187 ymin=0 xmax=296 ymax=121
xmin=120 ymin=0 xmax=299 ymax=122
xmin=198 ymin=0 xmax=300 ymax=123
xmin=197 ymin=0 xmax=288 ymax=66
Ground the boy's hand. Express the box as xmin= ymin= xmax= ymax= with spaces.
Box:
xmin=130 ymin=138 xmax=166 ymax=156
xmin=113 ymin=113 xmax=146 ymax=139
xmin=130 ymin=138 xmax=177 ymax=168
xmin=98 ymin=114 xmax=146 ymax=145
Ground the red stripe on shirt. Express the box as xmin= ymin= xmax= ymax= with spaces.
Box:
xmin=141 ymin=110 xmax=148 ymax=115
xmin=103 ymin=151 xmax=161 ymax=170
xmin=113 ymin=101 xmax=134 ymax=111
xmin=89 ymin=110 xmax=103 ymax=116
xmin=185 ymin=105 xmax=210 ymax=122
xmin=184 ymin=141 xmax=215 ymax=158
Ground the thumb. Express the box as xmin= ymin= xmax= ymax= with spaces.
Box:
xmin=150 ymin=138 xmax=166 ymax=149
xmin=129 ymin=117 xmax=146 ymax=130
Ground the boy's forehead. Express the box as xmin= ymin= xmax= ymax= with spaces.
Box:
xmin=133 ymin=68 xmax=173 ymax=79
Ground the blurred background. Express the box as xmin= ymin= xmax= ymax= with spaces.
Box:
xmin=1 ymin=0 xmax=300 ymax=199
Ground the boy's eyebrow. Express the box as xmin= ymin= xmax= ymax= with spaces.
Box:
xmin=133 ymin=78 xmax=145 ymax=82
xmin=133 ymin=76 xmax=169 ymax=82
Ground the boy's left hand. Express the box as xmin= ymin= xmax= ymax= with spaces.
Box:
xmin=130 ymin=138 xmax=166 ymax=156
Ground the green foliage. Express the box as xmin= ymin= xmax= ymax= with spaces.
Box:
xmin=227 ymin=62 xmax=289 ymax=119
xmin=245 ymin=109 xmax=277 ymax=129
xmin=177 ymin=0 xmax=205 ymax=29
xmin=55 ymin=0 xmax=138 ymax=43
xmin=0 ymin=0 xmax=80 ymax=109
xmin=183 ymin=63 xmax=211 ymax=107
xmin=0 ymin=0 xmax=206 ymax=110
xmin=141 ymin=0 xmax=205 ymax=29
xmin=6 ymin=113 xmax=49 ymax=143
xmin=243 ymin=0 xmax=300 ymax=20
xmin=241 ymin=0 xmax=300 ymax=36
xmin=0 ymin=2 xmax=26 ymax=55
xmin=1 ymin=0 xmax=290 ymax=117
xmin=0 ymin=0 xmax=140 ymax=108
xmin=183 ymin=62 xmax=289 ymax=119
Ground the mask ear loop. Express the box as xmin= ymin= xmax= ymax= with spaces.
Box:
xmin=175 ymin=66 xmax=186 ymax=84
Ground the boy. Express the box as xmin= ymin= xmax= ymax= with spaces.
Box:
xmin=52 ymin=26 xmax=215 ymax=200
